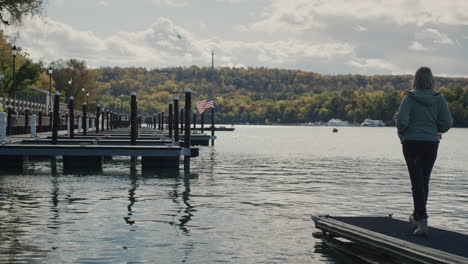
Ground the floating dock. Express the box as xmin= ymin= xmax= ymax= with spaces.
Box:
xmin=312 ymin=215 xmax=468 ymax=264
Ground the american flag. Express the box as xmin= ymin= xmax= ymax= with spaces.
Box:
xmin=204 ymin=101 xmax=214 ymax=110
xmin=197 ymin=100 xmax=207 ymax=114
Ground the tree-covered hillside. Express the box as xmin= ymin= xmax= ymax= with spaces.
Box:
xmin=95 ymin=66 xmax=468 ymax=127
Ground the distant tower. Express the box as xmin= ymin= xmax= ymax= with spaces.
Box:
xmin=211 ymin=50 xmax=214 ymax=69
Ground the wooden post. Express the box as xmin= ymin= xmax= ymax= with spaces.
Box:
xmin=201 ymin=112 xmax=205 ymax=133
xmin=130 ymin=92 xmax=137 ymax=145
xmin=38 ymin=110 xmax=43 ymax=133
xmin=106 ymin=110 xmax=110 ymax=131
xmin=69 ymin=97 xmax=74 ymax=139
xmin=52 ymin=91 xmax=60 ymax=144
xmin=211 ymin=107 xmax=215 ymax=146
xmin=173 ymin=97 xmax=179 ymax=143
xmin=49 ymin=111 xmax=53 ymax=132
xmin=96 ymin=105 xmax=101 ymax=133
xmin=0 ymin=112 xmax=6 ymax=141
xmin=180 ymin=108 xmax=184 ymax=134
xmin=193 ymin=111 xmax=196 ymax=129
xmin=101 ymin=108 xmax=105 ymax=131
xmin=24 ymin=107 xmax=30 ymax=134
xmin=161 ymin=112 xmax=164 ymax=131
xmin=82 ymin=103 xmax=87 ymax=136
xmin=31 ymin=114 xmax=37 ymax=137
xmin=184 ymin=89 xmax=192 ymax=171
xmin=6 ymin=105 xmax=12 ymax=136
xmin=168 ymin=102 xmax=173 ymax=139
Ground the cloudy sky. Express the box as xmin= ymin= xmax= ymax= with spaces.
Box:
xmin=3 ymin=0 xmax=468 ymax=76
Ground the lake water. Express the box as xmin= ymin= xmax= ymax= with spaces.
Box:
xmin=0 ymin=126 xmax=466 ymax=263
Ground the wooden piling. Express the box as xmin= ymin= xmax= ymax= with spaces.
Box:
xmin=6 ymin=105 xmax=12 ymax=136
xmin=168 ymin=102 xmax=173 ymax=139
xmin=201 ymin=112 xmax=205 ymax=133
xmin=180 ymin=108 xmax=184 ymax=134
xmin=24 ymin=107 xmax=30 ymax=134
xmin=52 ymin=92 xmax=60 ymax=144
xmin=82 ymin=103 xmax=87 ymax=136
xmin=69 ymin=97 xmax=75 ymax=139
xmin=184 ymin=89 xmax=192 ymax=171
xmin=174 ymin=97 xmax=179 ymax=143
xmin=130 ymin=92 xmax=137 ymax=145
xmin=106 ymin=110 xmax=110 ymax=131
xmin=193 ymin=111 xmax=196 ymax=129
xmin=96 ymin=105 xmax=101 ymax=133
xmin=211 ymin=107 xmax=215 ymax=146
xmin=38 ymin=111 xmax=43 ymax=133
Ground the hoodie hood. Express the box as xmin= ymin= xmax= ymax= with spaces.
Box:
xmin=406 ymin=89 xmax=440 ymax=106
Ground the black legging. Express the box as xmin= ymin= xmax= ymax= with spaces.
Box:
xmin=402 ymin=140 xmax=439 ymax=221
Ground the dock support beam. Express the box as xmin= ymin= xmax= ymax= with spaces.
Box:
xmin=184 ymin=89 xmax=192 ymax=171
xmin=82 ymin=103 xmax=87 ymax=136
xmin=211 ymin=107 xmax=215 ymax=146
xmin=69 ymin=97 xmax=75 ymax=139
xmin=96 ymin=105 xmax=101 ymax=133
xmin=168 ymin=103 xmax=173 ymax=139
xmin=52 ymin=92 xmax=60 ymax=144
xmin=24 ymin=107 xmax=30 ymax=134
xmin=174 ymin=97 xmax=179 ymax=143
xmin=0 ymin=112 xmax=6 ymax=141
xmin=130 ymin=92 xmax=138 ymax=145
xmin=6 ymin=105 xmax=12 ymax=136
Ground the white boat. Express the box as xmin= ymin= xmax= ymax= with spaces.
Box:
xmin=327 ymin=119 xmax=349 ymax=126
xmin=360 ymin=118 xmax=385 ymax=127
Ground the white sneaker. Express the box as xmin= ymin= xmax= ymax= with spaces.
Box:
xmin=413 ymin=218 xmax=428 ymax=236
xmin=409 ymin=214 xmax=417 ymax=230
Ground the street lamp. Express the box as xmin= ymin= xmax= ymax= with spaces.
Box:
xmin=0 ymin=74 xmax=4 ymax=109
xmin=48 ymin=66 xmax=53 ymax=111
xmin=68 ymin=79 xmax=72 ymax=99
xmin=86 ymin=91 xmax=89 ymax=104
xmin=81 ymin=87 xmax=85 ymax=104
xmin=120 ymin=94 xmax=123 ymax=113
xmin=12 ymin=45 xmax=17 ymax=109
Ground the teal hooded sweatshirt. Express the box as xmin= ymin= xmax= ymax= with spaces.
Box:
xmin=396 ymin=89 xmax=453 ymax=143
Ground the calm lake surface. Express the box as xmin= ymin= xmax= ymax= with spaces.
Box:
xmin=0 ymin=126 xmax=467 ymax=263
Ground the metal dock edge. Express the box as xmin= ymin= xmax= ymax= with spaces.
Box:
xmin=312 ymin=215 xmax=468 ymax=264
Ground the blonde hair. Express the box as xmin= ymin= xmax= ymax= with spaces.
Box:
xmin=413 ymin=67 xmax=434 ymax=90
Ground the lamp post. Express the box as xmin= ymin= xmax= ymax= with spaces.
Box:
xmin=67 ymin=79 xmax=72 ymax=100
xmin=86 ymin=91 xmax=89 ymax=104
xmin=12 ymin=45 xmax=17 ymax=110
xmin=81 ymin=87 xmax=85 ymax=104
xmin=0 ymin=74 xmax=4 ymax=109
xmin=120 ymin=94 xmax=123 ymax=113
xmin=48 ymin=66 xmax=53 ymax=112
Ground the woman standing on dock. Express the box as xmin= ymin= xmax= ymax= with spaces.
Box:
xmin=396 ymin=67 xmax=453 ymax=236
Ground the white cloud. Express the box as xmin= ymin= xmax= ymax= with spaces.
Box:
xmin=4 ymin=17 xmax=355 ymax=69
xmin=243 ymin=0 xmax=468 ymax=32
xmin=98 ymin=1 xmax=111 ymax=7
xmin=416 ymin=28 xmax=454 ymax=45
xmin=148 ymin=0 xmax=190 ymax=7
xmin=409 ymin=41 xmax=430 ymax=51
xmin=349 ymin=58 xmax=396 ymax=71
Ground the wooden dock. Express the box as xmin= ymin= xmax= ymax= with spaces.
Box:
xmin=0 ymin=90 xmax=206 ymax=171
xmin=312 ymin=215 xmax=468 ymax=264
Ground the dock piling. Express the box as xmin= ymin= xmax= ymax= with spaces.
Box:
xmin=0 ymin=112 xmax=6 ymax=141
xmin=82 ymin=103 xmax=87 ymax=136
xmin=211 ymin=107 xmax=215 ymax=146
xmin=24 ymin=107 xmax=30 ymax=134
xmin=30 ymin=114 xmax=37 ymax=137
xmin=69 ymin=97 xmax=74 ymax=139
xmin=184 ymin=89 xmax=192 ymax=171
xmin=6 ymin=105 xmax=12 ymax=136
xmin=174 ymin=97 xmax=179 ymax=143
xmin=52 ymin=91 xmax=60 ymax=144
xmin=96 ymin=105 xmax=101 ymax=133
xmin=180 ymin=108 xmax=184 ymax=134
xmin=168 ymin=102 xmax=173 ymax=139
xmin=130 ymin=92 xmax=137 ymax=145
